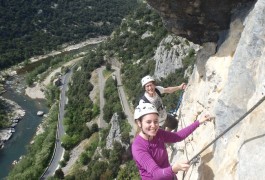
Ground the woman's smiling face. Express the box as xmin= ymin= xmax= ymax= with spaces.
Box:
xmin=138 ymin=113 xmax=159 ymax=138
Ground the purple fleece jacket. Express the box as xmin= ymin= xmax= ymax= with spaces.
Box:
xmin=132 ymin=120 xmax=200 ymax=180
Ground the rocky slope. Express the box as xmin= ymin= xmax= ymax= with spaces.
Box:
xmin=153 ymin=34 xmax=200 ymax=78
xmin=148 ymin=0 xmax=265 ymax=179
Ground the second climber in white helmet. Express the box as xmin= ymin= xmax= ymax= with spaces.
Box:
xmin=139 ymin=75 xmax=186 ymax=131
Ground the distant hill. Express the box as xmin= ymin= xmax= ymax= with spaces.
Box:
xmin=0 ymin=0 xmax=138 ymax=70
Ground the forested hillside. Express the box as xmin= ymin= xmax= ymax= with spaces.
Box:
xmin=0 ymin=0 xmax=138 ymax=70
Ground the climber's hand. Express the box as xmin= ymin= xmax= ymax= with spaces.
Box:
xmin=198 ymin=113 xmax=212 ymax=124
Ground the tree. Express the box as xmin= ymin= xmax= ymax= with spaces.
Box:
xmin=64 ymin=151 xmax=70 ymax=161
xmin=117 ymin=160 xmax=140 ymax=180
xmin=91 ymin=123 xmax=99 ymax=133
xmin=80 ymin=152 xmax=90 ymax=165
xmin=81 ymin=126 xmax=91 ymax=139
xmin=100 ymin=169 xmax=113 ymax=180
xmin=54 ymin=168 xmax=64 ymax=179
xmin=121 ymin=132 xmax=130 ymax=145
xmin=102 ymin=148 xmax=110 ymax=158
xmin=106 ymin=62 xmax=112 ymax=71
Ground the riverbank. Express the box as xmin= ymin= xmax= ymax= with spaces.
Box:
xmin=24 ymin=36 xmax=107 ymax=99
xmin=25 ymin=57 xmax=82 ymax=99
xmin=0 ymin=97 xmax=25 ymax=148
xmin=29 ymin=36 xmax=107 ymax=63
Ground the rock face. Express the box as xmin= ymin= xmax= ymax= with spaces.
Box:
xmin=153 ymin=34 xmax=200 ymax=78
xmin=106 ymin=113 xmax=122 ymax=149
xmin=148 ymin=0 xmax=265 ymax=179
xmin=0 ymin=97 xmax=25 ymax=147
xmin=37 ymin=111 xmax=45 ymax=116
xmin=146 ymin=0 xmax=255 ymax=44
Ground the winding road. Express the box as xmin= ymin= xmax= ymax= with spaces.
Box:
xmin=112 ymin=66 xmax=136 ymax=135
xmin=41 ymin=67 xmax=72 ymax=179
xmin=97 ymin=66 xmax=135 ymax=134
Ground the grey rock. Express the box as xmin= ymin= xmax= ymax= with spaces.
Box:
xmin=146 ymin=0 xmax=256 ymax=44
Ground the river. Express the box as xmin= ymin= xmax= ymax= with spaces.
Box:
xmin=0 ymin=75 xmax=48 ymax=179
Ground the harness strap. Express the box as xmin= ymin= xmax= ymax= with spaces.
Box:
xmin=141 ymin=88 xmax=162 ymax=103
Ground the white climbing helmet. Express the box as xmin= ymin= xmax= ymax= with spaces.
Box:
xmin=134 ymin=103 xmax=158 ymax=120
xmin=141 ymin=75 xmax=155 ymax=87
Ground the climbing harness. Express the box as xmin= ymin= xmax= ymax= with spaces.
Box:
xmin=182 ymin=95 xmax=265 ymax=180
xmin=141 ymin=88 xmax=162 ymax=104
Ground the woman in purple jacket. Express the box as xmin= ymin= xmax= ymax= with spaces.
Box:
xmin=132 ymin=103 xmax=211 ymax=180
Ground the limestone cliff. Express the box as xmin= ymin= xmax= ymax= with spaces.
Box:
xmin=153 ymin=34 xmax=200 ymax=78
xmin=149 ymin=0 xmax=265 ymax=179
xmin=146 ymin=0 xmax=255 ymax=44
xmin=106 ymin=113 xmax=122 ymax=149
